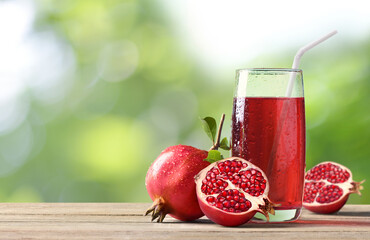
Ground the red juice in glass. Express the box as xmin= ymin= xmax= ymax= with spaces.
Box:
xmin=232 ymin=97 xmax=306 ymax=208
xmin=231 ymin=69 xmax=306 ymax=222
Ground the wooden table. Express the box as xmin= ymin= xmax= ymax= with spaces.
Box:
xmin=0 ymin=203 xmax=369 ymax=239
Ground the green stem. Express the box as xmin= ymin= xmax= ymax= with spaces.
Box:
xmin=209 ymin=113 xmax=225 ymax=151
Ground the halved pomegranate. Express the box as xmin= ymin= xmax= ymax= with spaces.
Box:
xmin=303 ymin=161 xmax=364 ymax=214
xmin=195 ymin=157 xmax=275 ymax=227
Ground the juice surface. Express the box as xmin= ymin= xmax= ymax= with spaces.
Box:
xmin=232 ymin=97 xmax=306 ymax=209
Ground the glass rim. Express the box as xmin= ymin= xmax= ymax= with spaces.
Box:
xmin=236 ymin=68 xmax=302 ymax=73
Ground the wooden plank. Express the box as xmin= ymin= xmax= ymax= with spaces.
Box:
xmin=0 ymin=203 xmax=144 ymax=215
xmin=0 ymin=203 xmax=368 ymax=216
xmin=0 ymin=203 xmax=369 ymax=239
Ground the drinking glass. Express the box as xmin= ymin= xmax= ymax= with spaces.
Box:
xmin=231 ymin=68 xmax=306 ymax=222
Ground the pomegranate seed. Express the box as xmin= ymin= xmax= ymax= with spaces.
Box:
xmin=316 ymin=185 xmax=343 ymax=203
xmin=240 ymin=203 xmax=246 ymax=210
xmin=306 ymin=163 xmax=351 ymax=184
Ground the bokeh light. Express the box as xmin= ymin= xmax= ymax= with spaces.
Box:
xmin=0 ymin=0 xmax=369 ymax=204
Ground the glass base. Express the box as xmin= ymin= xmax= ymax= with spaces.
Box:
xmin=252 ymin=208 xmax=302 ymax=223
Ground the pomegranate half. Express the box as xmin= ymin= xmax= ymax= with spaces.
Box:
xmin=303 ymin=161 xmax=364 ymax=214
xmin=195 ymin=157 xmax=275 ymax=227
xmin=145 ymin=145 xmax=209 ymax=222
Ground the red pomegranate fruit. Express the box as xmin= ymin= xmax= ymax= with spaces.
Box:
xmin=195 ymin=157 xmax=275 ymax=227
xmin=303 ymin=161 xmax=365 ymax=214
xmin=145 ymin=145 xmax=209 ymax=222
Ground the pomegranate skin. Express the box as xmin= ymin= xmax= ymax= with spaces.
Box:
xmin=145 ymin=145 xmax=209 ymax=221
xmin=197 ymin=196 xmax=255 ymax=227
xmin=303 ymin=195 xmax=349 ymax=214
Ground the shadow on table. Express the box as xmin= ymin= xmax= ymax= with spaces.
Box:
xmin=242 ymin=219 xmax=370 ymax=228
xmin=335 ymin=211 xmax=370 ymax=217
xmin=294 ymin=219 xmax=370 ymax=227
xmin=165 ymin=218 xmax=370 ymax=228
xmin=163 ymin=219 xmax=294 ymax=228
xmin=237 ymin=220 xmax=370 ymax=228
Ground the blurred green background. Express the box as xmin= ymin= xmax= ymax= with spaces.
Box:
xmin=0 ymin=0 xmax=369 ymax=204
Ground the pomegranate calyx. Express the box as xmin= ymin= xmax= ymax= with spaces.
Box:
xmin=350 ymin=180 xmax=365 ymax=196
xmin=258 ymin=198 xmax=278 ymax=222
xmin=145 ymin=197 xmax=168 ymax=222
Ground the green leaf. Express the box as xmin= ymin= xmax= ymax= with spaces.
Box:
xmin=204 ymin=150 xmax=224 ymax=163
xmin=200 ymin=117 xmax=217 ymax=143
xmin=219 ymin=137 xmax=231 ymax=150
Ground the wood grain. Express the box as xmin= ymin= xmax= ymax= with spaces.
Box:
xmin=0 ymin=203 xmax=369 ymax=239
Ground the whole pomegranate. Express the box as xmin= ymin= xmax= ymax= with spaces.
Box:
xmin=303 ymin=161 xmax=364 ymax=214
xmin=195 ymin=157 xmax=275 ymax=227
xmin=145 ymin=145 xmax=209 ymax=222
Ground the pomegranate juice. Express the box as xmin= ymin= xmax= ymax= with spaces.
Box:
xmin=232 ymin=97 xmax=306 ymax=209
